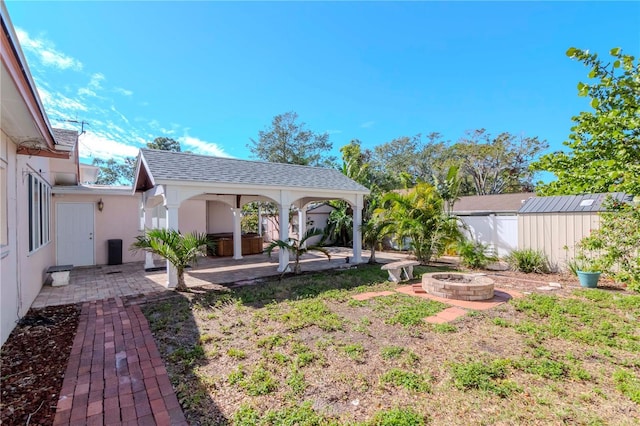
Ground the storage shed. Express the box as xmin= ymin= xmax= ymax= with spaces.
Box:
xmin=517 ymin=192 xmax=632 ymax=271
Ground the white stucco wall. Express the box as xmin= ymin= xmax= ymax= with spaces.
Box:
xmin=179 ymin=199 xmax=206 ymax=234
xmin=207 ymin=200 xmax=233 ymax=234
xmin=1 ymin=136 xmax=57 ymax=346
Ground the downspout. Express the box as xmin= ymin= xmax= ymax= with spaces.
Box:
xmin=14 ymin=151 xmax=23 ymax=320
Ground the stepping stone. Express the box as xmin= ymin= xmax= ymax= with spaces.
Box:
xmin=424 ymin=306 xmax=467 ymax=324
xmin=412 ymin=283 xmax=426 ymax=294
xmin=536 ymin=285 xmax=558 ymax=291
xmin=549 ymin=282 xmax=562 ymax=288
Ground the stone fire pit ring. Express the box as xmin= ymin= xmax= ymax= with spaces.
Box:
xmin=422 ymin=273 xmax=495 ymax=301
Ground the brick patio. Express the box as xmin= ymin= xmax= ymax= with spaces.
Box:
xmin=53 ymin=297 xmax=187 ymax=426
xmin=40 ymin=248 xmax=413 ymax=426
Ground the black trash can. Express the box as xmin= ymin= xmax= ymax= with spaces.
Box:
xmin=107 ymin=239 xmax=123 ymax=265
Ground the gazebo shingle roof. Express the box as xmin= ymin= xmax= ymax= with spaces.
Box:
xmin=139 ymin=149 xmax=369 ymax=192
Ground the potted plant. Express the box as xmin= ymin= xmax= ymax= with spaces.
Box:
xmin=574 ymin=259 xmax=602 ymax=288
xmin=566 ymin=246 xmax=602 ymax=288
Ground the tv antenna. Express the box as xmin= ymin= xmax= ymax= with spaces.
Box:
xmin=64 ymin=119 xmax=90 ymax=135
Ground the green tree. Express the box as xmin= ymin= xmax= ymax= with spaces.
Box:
xmin=452 ymin=129 xmax=548 ymax=195
xmin=371 ymin=133 xmax=451 ymax=190
xmin=248 ymin=112 xmax=335 ymax=166
xmin=532 ymin=47 xmax=640 ymax=195
xmin=360 ymin=215 xmax=392 ymax=264
xmin=325 ymin=201 xmax=353 ymax=247
xmin=433 ymin=165 xmax=462 ymax=214
xmin=130 ymin=229 xmax=212 ymax=292
xmin=379 ymin=183 xmax=461 ymax=262
xmin=576 ymin=198 xmax=640 ymax=291
xmin=147 ymin=137 xmax=182 ymax=152
xmin=265 ymin=228 xmax=331 ymax=274
xmin=92 ymin=157 xmax=135 ymax=185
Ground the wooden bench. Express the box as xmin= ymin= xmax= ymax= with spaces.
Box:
xmin=46 ymin=265 xmax=73 ymax=287
xmin=381 ymin=260 xmax=420 ymax=282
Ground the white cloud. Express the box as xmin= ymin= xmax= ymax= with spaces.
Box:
xmin=15 ymin=28 xmax=82 ymax=71
xmin=88 ymin=73 xmax=105 ymax=89
xmin=78 ymin=132 xmax=139 ymax=162
xmin=114 ymin=87 xmax=133 ymax=96
xmin=110 ymin=106 xmax=130 ymax=124
xmin=77 ymin=73 xmax=105 ymax=98
xmin=180 ymin=136 xmax=230 ymax=157
xmin=326 ymin=129 xmax=343 ymax=135
xmin=360 ymin=121 xmax=375 ymax=128
xmin=78 ymin=87 xmax=96 ymax=97
xmin=37 ymin=86 xmax=87 ymax=112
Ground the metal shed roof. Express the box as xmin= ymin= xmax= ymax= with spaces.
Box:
xmin=518 ymin=192 xmax=631 ymax=214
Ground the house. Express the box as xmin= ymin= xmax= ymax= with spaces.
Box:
xmin=1 ymin=0 xmax=370 ymax=344
xmin=517 ymin=192 xmax=632 ymax=271
xmin=452 ymin=192 xmax=534 ymax=257
xmin=1 ymin=2 xmax=80 ymax=345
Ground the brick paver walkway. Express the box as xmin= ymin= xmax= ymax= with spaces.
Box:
xmin=53 ymin=297 xmax=187 ymax=425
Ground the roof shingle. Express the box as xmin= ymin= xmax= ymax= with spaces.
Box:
xmin=139 ymin=149 xmax=370 ymax=193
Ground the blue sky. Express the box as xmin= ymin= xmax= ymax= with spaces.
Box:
xmin=6 ymin=1 xmax=640 ymax=171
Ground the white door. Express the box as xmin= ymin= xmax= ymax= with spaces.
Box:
xmin=56 ymin=203 xmax=95 ymax=266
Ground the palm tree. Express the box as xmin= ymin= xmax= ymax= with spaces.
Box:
xmin=325 ymin=201 xmax=353 ymax=246
xmin=379 ymin=183 xmax=462 ymax=262
xmin=130 ymin=229 xmax=212 ymax=292
xmin=360 ymin=216 xmax=392 ymax=264
xmin=266 ymin=228 xmax=331 ymax=274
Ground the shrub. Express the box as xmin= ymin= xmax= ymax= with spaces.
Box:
xmin=576 ymin=199 xmax=640 ymax=291
xmin=458 ymin=240 xmax=497 ymax=269
xmin=506 ymin=249 xmax=550 ymax=273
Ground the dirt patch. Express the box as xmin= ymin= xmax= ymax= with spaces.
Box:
xmin=1 ymin=304 xmax=80 ymax=425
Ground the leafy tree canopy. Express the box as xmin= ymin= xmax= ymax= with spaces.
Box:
xmin=93 ymin=136 xmax=184 ymax=186
xmin=532 ymin=47 xmax=640 ymax=196
xmin=371 ymin=133 xmax=451 ymax=190
xmin=146 ymin=137 xmax=182 ymax=152
xmin=92 ymin=157 xmax=135 ymax=185
xmin=452 ymin=129 xmax=548 ymax=195
xmin=248 ymin=111 xmax=335 ymax=167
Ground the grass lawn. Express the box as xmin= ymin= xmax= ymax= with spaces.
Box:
xmin=142 ymin=264 xmax=640 ymax=425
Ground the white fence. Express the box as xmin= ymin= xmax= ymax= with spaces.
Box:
xmin=459 ymin=215 xmax=518 ymax=257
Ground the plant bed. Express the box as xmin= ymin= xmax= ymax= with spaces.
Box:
xmin=0 ymin=304 xmax=80 ymax=425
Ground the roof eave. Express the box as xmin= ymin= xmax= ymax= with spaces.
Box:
xmin=150 ymin=178 xmax=370 ymax=195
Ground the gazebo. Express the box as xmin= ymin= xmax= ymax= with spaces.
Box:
xmin=132 ymin=149 xmax=370 ymax=288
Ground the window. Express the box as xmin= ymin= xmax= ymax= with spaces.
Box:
xmin=28 ymin=172 xmax=51 ymax=252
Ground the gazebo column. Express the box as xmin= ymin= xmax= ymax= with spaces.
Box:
xmin=165 ymin=204 xmax=179 ymax=289
xmin=232 ymin=207 xmax=243 ymax=260
xmin=143 ymin=204 xmax=155 ymax=270
xmin=298 ymin=208 xmax=307 ymax=248
xmin=352 ymin=194 xmax=364 ymax=263
xmin=277 ymin=196 xmax=291 ymax=272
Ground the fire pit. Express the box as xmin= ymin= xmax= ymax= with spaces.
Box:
xmin=422 ymin=273 xmax=495 ymax=301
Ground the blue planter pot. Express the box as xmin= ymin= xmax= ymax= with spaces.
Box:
xmin=577 ymin=271 xmax=601 ymax=288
